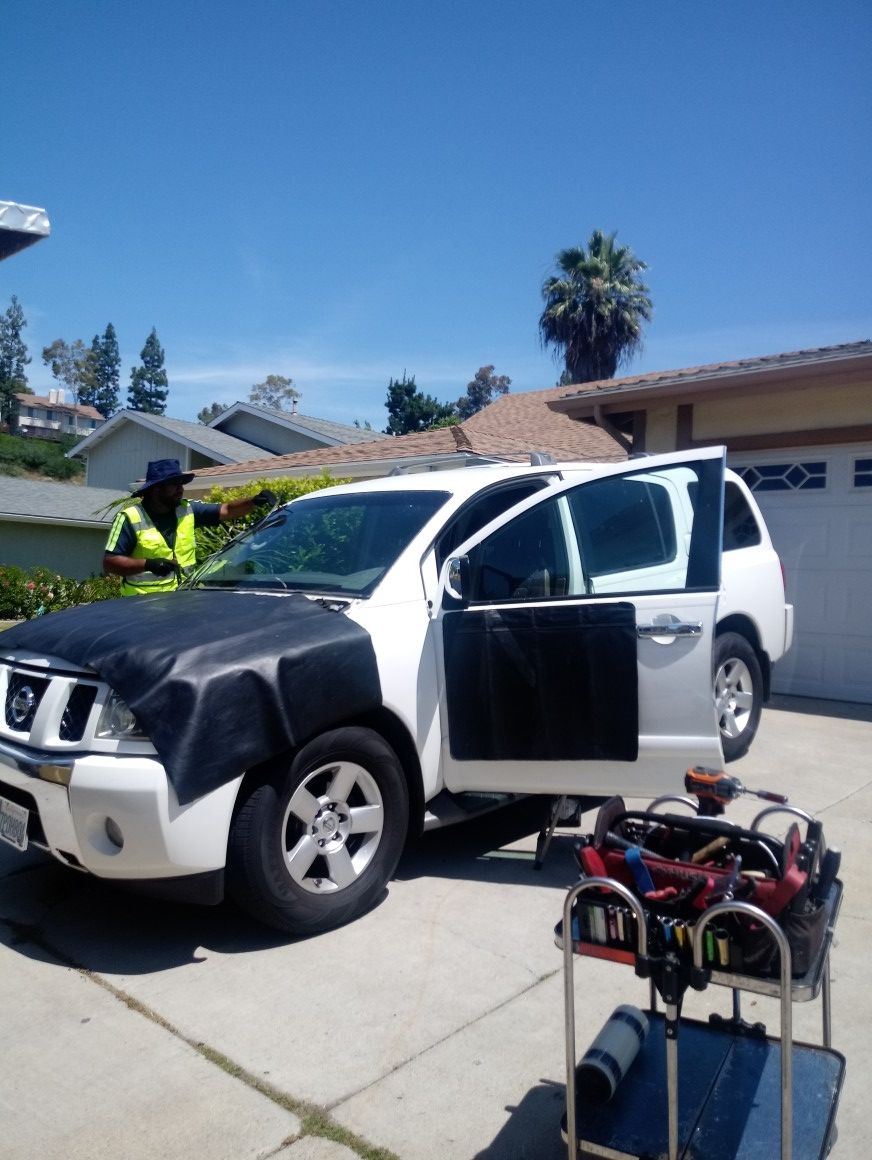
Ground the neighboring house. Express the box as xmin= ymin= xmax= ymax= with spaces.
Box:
xmin=184 ymin=384 xmax=627 ymax=494
xmin=67 ymin=410 xmax=267 ymax=491
xmin=548 ymin=339 xmax=872 ymax=705
xmin=0 ymin=478 xmax=124 ymax=579
xmin=68 ymin=406 xmax=381 ymax=491
xmin=210 ymin=400 xmax=383 ymax=455
xmin=14 ymin=390 xmax=103 ymax=442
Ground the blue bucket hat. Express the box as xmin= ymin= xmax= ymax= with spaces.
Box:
xmin=132 ymin=458 xmax=195 ymax=496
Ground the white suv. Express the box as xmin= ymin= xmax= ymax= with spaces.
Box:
xmin=0 ymin=446 xmax=791 ymax=935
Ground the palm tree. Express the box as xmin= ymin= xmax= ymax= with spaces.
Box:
xmin=539 ymin=230 xmax=652 ymax=383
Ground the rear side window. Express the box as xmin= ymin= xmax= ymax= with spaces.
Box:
xmin=722 ymin=481 xmax=762 ymax=551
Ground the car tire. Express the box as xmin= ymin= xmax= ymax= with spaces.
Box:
xmin=714 ymin=632 xmax=763 ymax=763
xmin=227 ymin=726 xmax=409 ymax=936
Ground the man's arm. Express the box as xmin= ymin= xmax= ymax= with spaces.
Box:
xmin=216 ymin=490 xmax=277 ymax=521
xmin=103 ymin=554 xmax=176 ymax=578
xmin=103 ymin=509 xmax=176 ymax=577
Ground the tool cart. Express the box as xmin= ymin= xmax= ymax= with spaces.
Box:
xmin=554 ymin=779 xmax=845 ymax=1160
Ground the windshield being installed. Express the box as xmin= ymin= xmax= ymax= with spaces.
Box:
xmin=193 ymin=489 xmax=451 ymax=596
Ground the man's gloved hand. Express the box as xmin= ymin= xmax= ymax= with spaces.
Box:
xmin=252 ymin=489 xmax=278 ymax=509
xmin=144 ymin=558 xmax=176 ymax=576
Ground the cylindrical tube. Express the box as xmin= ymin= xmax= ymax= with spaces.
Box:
xmin=576 ymin=1005 xmax=650 ymax=1102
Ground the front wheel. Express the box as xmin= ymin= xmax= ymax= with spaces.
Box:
xmin=713 ymin=633 xmax=763 ymax=763
xmin=227 ymin=727 xmax=409 ymax=935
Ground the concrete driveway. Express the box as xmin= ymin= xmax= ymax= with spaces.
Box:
xmin=2 ymin=695 xmax=870 ymax=1159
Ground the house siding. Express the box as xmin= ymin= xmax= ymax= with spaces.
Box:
xmin=217 ymin=412 xmax=327 ymax=454
xmin=0 ymin=521 xmax=109 ymax=580
xmin=85 ymin=430 xmax=191 ymax=489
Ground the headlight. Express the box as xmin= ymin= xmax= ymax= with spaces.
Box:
xmin=96 ymin=690 xmax=147 ymax=740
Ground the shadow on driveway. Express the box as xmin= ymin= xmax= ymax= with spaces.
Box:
xmin=0 ymin=795 xmax=585 ymax=976
xmin=768 ymin=693 xmax=872 ymax=723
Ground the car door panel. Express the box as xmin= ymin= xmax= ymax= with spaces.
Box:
xmin=436 ymin=448 xmax=726 ymax=797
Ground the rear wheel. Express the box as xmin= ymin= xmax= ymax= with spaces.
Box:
xmin=714 ymin=632 xmax=763 ymax=763
xmin=228 ymin=726 xmax=409 ymax=935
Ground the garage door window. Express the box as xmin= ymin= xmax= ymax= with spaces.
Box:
xmin=739 ymin=462 xmax=827 ymax=492
xmin=855 ymin=458 xmax=872 ymax=488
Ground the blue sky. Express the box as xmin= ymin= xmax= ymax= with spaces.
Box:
xmin=3 ymin=0 xmax=870 ymax=431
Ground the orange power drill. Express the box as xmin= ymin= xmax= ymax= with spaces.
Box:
xmin=685 ymin=766 xmax=788 ymax=814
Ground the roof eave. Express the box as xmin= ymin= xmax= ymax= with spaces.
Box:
xmin=550 ymin=347 xmax=872 ymax=416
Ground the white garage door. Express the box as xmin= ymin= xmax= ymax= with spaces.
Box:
xmin=729 ymin=445 xmax=872 ymax=703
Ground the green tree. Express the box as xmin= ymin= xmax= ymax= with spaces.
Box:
xmin=197 ymin=401 xmax=228 ymax=424
xmin=86 ymin=324 xmax=121 ymax=417
xmin=250 ymin=374 xmax=299 ymax=411
xmin=42 ymin=338 xmax=94 ymax=405
xmin=456 ymin=365 xmax=511 ymax=420
xmin=128 ymin=327 xmax=168 ymax=414
xmin=0 ymin=295 xmax=31 ymax=427
xmin=539 ymin=230 xmax=652 ymax=383
xmin=384 ymin=372 xmax=456 ymax=435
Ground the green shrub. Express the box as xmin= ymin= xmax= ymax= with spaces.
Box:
xmin=194 ymin=471 xmax=349 ymax=561
xmin=0 ymin=433 xmax=85 ymax=481
xmin=0 ymin=565 xmax=121 ymax=620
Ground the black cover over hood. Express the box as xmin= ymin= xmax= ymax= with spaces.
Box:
xmin=2 ymin=592 xmax=381 ymax=805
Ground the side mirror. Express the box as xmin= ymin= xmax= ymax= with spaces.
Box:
xmin=445 ymin=555 xmax=471 ymax=603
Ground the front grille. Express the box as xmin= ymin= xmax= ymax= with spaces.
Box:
xmin=60 ymin=684 xmax=97 ymax=742
xmin=4 ymin=672 xmax=50 ymax=733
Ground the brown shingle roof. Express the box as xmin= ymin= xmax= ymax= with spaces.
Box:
xmin=189 ymin=386 xmax=626 ymax=483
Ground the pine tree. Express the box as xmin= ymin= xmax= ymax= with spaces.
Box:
xmin=86 ymin=324 xmax=121 ymax=417
xmin=128 ymin=327 xmax=168 ymax=414
xmin=0 ymin=295 xmax=31 ymax=427
xmin=384 ymin=373 xmax=456 ymax=435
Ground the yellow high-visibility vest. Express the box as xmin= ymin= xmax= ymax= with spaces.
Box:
xmin=116 ymin=501 xmax=197 ymax=596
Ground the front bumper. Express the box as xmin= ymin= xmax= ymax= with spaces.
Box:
xmin=0 ymin=736 xmax=240 ymax=882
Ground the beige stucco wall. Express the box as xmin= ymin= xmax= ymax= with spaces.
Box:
xmin=642 ymin=406 xmax=680 ymax=452
xmin=693 ymin=379 xmax=872 ymax=441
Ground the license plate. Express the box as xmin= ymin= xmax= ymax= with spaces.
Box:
xmin=0 ymin=794 xmax=28 ymax=852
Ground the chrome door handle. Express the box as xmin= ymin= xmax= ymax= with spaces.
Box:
xmin=637 ymin=621 xmax=703 ymax=639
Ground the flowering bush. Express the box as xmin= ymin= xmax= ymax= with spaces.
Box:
xmin=0 ymin=565 xmax=120 ymax=620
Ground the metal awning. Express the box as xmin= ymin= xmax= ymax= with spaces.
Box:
xmin=0 ymin=200 xmax=51 ymax=260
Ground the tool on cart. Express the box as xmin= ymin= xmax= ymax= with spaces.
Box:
xmin=557 ymin=787 xmax=845 ymax=1160
xmin=684 ymin=766 xmax=787 ymax=814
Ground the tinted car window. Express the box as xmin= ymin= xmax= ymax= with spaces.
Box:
xmin=568 ymin=476 xmax=677 ymax=576
xmin=722 ymin=481 xmax=762 ymax=551
xmin=435 ymin=479 xmax=550 ymax=568
xmin=465 ymin=497 xmax=569 ymax=601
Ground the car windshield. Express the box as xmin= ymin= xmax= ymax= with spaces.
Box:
xmin=192 ymin=490 xmax=451 ymax=597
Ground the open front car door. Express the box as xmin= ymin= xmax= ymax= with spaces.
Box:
xmin=436 ymin=447 xmax=726 ymax=799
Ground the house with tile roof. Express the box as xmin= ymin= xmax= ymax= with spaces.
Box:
xmin=12 ymin=390 xmax=103 ymax=442
xmin=547 ymin=339 xmax=872 ymax=706
xmin=183 ymin=384 xmax=627 ymax=495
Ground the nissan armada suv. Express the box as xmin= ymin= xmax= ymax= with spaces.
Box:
xmin=0 ymin=446 xmax=792 ymax=935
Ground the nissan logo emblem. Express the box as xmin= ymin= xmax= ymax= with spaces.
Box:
xmin=10 ymin=685 xmax=36 ymax=725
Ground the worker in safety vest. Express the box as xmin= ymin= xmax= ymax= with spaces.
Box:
xmin=103 ymin=458 xmax=276 ymax=596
